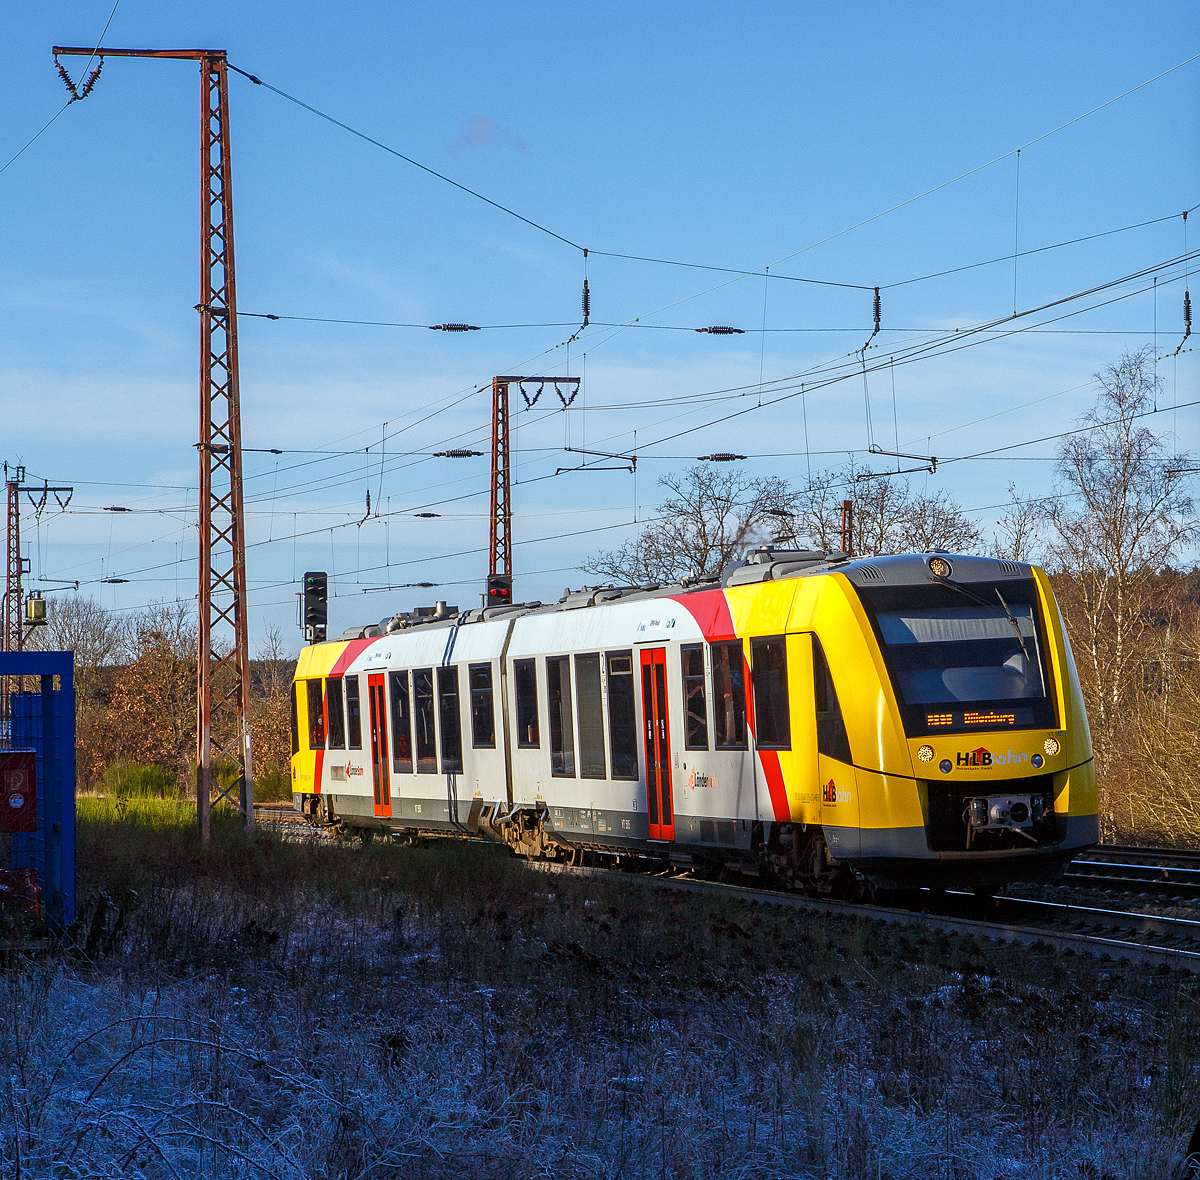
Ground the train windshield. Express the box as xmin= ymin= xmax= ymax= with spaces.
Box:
xmin=856 ymin=578 xmax=1057 ymax=736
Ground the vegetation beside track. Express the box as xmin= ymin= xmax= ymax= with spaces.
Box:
xmin=2 ymin=808 xmax=1198 ymax=1179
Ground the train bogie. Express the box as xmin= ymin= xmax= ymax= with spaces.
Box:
xmin=289 ymin=550 xmax=1098 ymax=891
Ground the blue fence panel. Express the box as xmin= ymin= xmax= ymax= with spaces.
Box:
xmin=1 ymin=651 xmax=75 ymax=928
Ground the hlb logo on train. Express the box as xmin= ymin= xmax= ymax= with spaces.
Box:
xmin=822 ymin=779 xmax=851 ymax=805
xmin=956 ymin=747 xmax=1030 ymax=767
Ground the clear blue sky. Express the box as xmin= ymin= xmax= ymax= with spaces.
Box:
xmin=3 ymin=1 xmax=1197 ymax=652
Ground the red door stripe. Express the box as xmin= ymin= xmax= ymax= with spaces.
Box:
xmin=742 ymin=648 xmax=790 ymax=822
xmin=756 ymin=750 xmax=791 ymax=822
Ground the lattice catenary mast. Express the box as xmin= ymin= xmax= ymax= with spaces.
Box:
xmin=487 ymin=376 xmax=582 ymax=603
xmin=2 ymin=468 xmax=22 ymax=655
xmin=54 ymin=46 xmax=254 ymax=840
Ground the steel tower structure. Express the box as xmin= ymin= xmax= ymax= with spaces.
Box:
xmin=54 ymin=47 xmax=253 ymax=840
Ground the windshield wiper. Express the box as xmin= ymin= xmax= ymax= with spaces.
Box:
xmin=929 ymin=575 xmax=1031 ymax=663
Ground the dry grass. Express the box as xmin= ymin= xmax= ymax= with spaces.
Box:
xmin=2 ymin=808 xmax=1199 ymax=1178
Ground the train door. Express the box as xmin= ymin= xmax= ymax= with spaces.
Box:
xmin=368 ymin=672 xmax=391 ymax=817
xmin=641 ymin=647 xmax=674 ymax=840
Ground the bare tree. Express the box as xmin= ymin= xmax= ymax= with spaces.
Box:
xmin=136 ymin=598 xmax=197 ymax=660
xmin=25 ymin=593 xmax=127 ymax=675
xmin=583 ymin=466 xmax=801 ymax=584
xmin=792 ymin=462 xmax=982 ymax=557
xmin=991 ymin=483 xmax=1045 ymax=563
xmin=252 ymin=624 xmax=297 ymax=775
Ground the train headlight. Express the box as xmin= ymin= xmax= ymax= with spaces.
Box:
xmin=917 ymin=744 xmax=934 ymax=763
xmin=939 ymin=759 xmax=952 ymax=774
xmin=1043 ymin=737 xmax=1060 ymax=757
xmin=928 ymin=556 xmax=953 ymax=578
xmin=1031 ymin=754 xmax=1044 ymax=769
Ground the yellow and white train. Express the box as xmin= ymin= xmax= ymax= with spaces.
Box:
xmin=289 ymin=549 xmax=1097 ymax=892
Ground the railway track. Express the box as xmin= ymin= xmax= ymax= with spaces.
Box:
xmin=527 ymin=862 xmax=1200 ymax=970
xmin=252 ymin=807 xmax=1200 ymax=967
xmin=1062 ymin=844 xmax=1200 ymax=898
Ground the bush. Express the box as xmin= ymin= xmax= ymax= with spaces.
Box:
xmin=254 ymin=765 xmax=293 ymax=803
xmin=100 ymin=761 xmax=177 ymax=799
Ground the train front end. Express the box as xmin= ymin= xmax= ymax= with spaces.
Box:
xmin=822 ymin=553 xmax=1097 ymax=888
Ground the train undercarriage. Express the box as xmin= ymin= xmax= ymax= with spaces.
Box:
xmin=293 ymin=794 xmax=1075 ymax=901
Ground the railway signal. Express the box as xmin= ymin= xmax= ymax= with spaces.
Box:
xmin=303 ymin=571 xmax=328 ymax=643
xmin=486 ymin=573 xmax=513 ymax=608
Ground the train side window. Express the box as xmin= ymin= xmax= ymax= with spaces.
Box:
xmin=681 ymin=644 xmax=708 ymax=749
xmin=290 ymin=682 xmax=299 ymax=757
xmin=813 ymin=637 xmax=853 ymax=764
xmin=751 ymin=637 xmax=790 ymax=750
xmin=413 ymin=669 xmax=437 ymax=773
xmin=326 ymin=678 xmax=346 ymax=749
xmin=469 ymin=663 xmax=496 ymax=748
xmin=575 ymin=653 xmax=606 ymax=779
xmin=389 ymin=670 xmax=412 ymax=773
xmin=306 ymin=679 xmax=325 ymax=750
xmin=438 ymin=667 xmax=464 ymax=775
xmin=710 ymin=642 xmax=747 ymax=748
xmin=514 ymin=658 xmax=540 ymax=747
xmin=345 ymin=675 xmax=362 ymax=749
xmin=606 ymin=651 xmax=639 ymax=780
xmin=546 ymin=655 xmax=576 ymax=777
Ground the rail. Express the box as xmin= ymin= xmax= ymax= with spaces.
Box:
xmin=250 ymin=808 xmax=1200 ymax=967
xmin=526 ymin=862 xmax=1200 ymax=970
xmin=1063 ymin=844 xmax=1200 ymax=897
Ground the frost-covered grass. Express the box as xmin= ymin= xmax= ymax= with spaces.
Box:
xmin=3 ymin=812 xmax=1198 ymax=1178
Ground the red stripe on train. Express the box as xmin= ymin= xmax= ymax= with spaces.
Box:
xmin=672 ymin=590 xmax=789 ymax=822
xmin=329 ymin=637 xmax=376 ymax=677
xmin=756 ymin=750 xmax=791 ymax=822
xmin=667 ymin=589 xmax=737 ymax=641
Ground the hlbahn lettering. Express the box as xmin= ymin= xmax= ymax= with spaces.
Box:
xmin=822 ymin=779 xmax=852 ymax=804
xmin=956 ymin=747 xmax=1030 ymax=767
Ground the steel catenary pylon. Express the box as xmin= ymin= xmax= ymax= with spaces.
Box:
xmin=54 ymin=46 xmax=254 ymax=840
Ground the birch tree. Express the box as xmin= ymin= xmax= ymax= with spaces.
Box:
xmin=1042 ymin=348 xmax=1195 ymax=819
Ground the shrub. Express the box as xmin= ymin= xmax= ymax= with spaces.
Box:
xmin=100 ymin=760 xmax=177 ymax=799
xmin=254 ymin=766 xmax=292 ymax=802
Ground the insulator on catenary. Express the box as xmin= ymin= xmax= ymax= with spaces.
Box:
xmin=581 ymin=280 xmax=590 ymax=325
xmin=428 ymin=323 xmax=480 ymax=332
xmin=1176 ymin=290 xmax=1193 ymax=357
xmin=695 ymin=326 xmax=745 ymax=334
xmin=873 ymin=287 xmax=881 ymax=330
xmin=54 ymin=54 xmax=103 ymax=102
xmin=434 ymin=449 xmax=484 ymax=458
xmin=698 ymin=452 xmax=747 ymax=462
